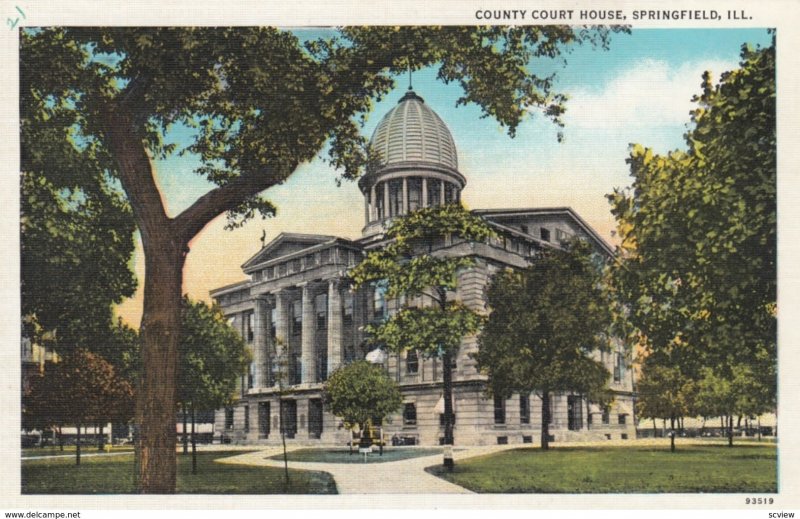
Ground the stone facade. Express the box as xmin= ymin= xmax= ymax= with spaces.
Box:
xmin=211 ymin=89 xmax=636 ymax=446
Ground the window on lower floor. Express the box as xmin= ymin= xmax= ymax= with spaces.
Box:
xmin=494 ymin=395 xmax=506 ymax=424
xmin=520 ymin=394 xmax=530 ymax=424
xmin=618 ymin=413 xmax=627 ymax=425
xmin=602 ymin=406 xmax=610 ymax=425
xmin=224 ymin=407 xmax=234 ymax=430
xmin=244 ymin=405 xmax=250 ymax=433
xmin=403 ymin=403 xmax=417 ymax=426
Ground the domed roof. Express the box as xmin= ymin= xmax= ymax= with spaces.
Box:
xmin=368 ymin=89 xmax=458 ymax=172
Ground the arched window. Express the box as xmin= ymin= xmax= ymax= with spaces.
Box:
xmin=408 ymin=178 xmax=422 ymax=212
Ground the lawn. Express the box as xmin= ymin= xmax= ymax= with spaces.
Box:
xmin=22 ymin=445 xmax=134 ymax=458
xmin=22 ymin=450 xmax=337 ymax=494
xmin=427 ymin=442 xmax=777 ymax=493
xmin=270 ymin=447 xmax=443 ymax=464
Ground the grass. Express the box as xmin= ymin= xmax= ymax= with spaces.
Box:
xmin=427 ymin=442 xmax=777 ymax=493
xmin=22 ymin=450 xmax=337 ymax=494
xmin=22 ymin=445 xmax=134 ymax=458
xmin=270 ymin=447 xmax=443 ymax=464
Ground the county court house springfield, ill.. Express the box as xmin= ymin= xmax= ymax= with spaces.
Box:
xmin=210 ymin=87 xmax=636 ymax=446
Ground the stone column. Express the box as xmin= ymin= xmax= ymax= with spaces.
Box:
xmin=383 ymin=181 xmax=390 ymax=218
xmin=440 ymin=179 xmax=446 ymax=205
xmin=274 ymin=290 xmax=290 ymax=387
xmin=402 ymin=177 xmax=408 ymax=215
xmin=300 ymin=283 xmax=316 ymax=384
xmin=252 ymin=298 xmax=269 ymax=389
xmin=421 ymin=178 xmax=428 ymax=208
xmin=370 ymin=184 xmax=377 ymax=221
xmin=327 ymin=279 xmax=343 ymax=377
xmin=364 ymin=195 xmax=370 ymax=226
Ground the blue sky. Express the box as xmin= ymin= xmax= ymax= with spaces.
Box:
xmin=117 ymin=27 xmax=773 ymax=324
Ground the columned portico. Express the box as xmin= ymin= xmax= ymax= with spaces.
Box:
xmin=300 ymin=282 xmax=316 ymax=384
xmin=327 ymin=278 xmax=343 ymax=377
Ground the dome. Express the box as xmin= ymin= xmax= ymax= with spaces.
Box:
xmin=368 ymin=89 xmax=458 ymax=172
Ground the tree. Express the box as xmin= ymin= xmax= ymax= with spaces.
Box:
xmin=323 ymin=360 xmax=402 ymax=447
xmin=607 ymin=38 xmax=776 ymax=429
xmin=635 ymin=361 xmax=695 ymax=452
xmin=21 ymin=171 xmax=137 ymax=352
xmin=349 ymin=203 xmax=494 ymax=469
xmin=22 ymin=25 xmax=625 ymax=492
xmin=178 ymin=297 xmax=251 ymax=473
xmin=476 ymin=240 xmax=613 ymax=450
xmin=23 ymin=349 xmax=134 ymax=465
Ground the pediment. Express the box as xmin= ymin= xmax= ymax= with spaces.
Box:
xmin=241 ymin=233 xmax=338 ymax=271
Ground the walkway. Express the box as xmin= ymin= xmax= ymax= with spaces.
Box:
xmin=214 ymin=444 xmax=517 ymax=494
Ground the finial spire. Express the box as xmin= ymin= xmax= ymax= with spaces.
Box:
xmin=408 ymin=61 xmax=413 ymax=90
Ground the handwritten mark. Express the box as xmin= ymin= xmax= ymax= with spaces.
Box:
xmin=8 ymin=6 xmax=25 ymax=30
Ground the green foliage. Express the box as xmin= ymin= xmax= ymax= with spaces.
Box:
xmin=635 ymin=362 xmax=695 ymax=422
xmin=477 ymin=240 xmax=613 ymax=399
xmin=322 ymin=360 xmax=402 ymax=432
xmin=20 ymin=171 xmax=137 ymax=351
xmin=607 ymin=38 xmax=776 ymax=418
xmin=364 ymin=304 xmax=484 ymax=359
xmin=178 ymin=297 xmax=252 ymax=411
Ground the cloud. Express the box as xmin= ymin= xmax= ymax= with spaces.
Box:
xmin=563 ymin=59 xmax=739 ymax=130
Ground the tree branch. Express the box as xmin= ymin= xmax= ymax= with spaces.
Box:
xmin=173 ymin=162 xmax=297 ymax=244
xmin=99 ymin=103 xmax=172 ymax=246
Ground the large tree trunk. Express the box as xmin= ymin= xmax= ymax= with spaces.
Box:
xmin=442 ymin=349 xmax=455 ymax=472
xmin=135 ymin=237 xmax=185 ymax=493
xmin=541 ymin=391 xmax=551 ymax=450
xmin=98 ymin=424 xmax=105 ymax=451
xmin=101 ymin=104 xmax=187 ymax=494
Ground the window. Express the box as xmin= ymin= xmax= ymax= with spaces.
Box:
xmin=265 ymin=266 xmax=274 ymax=279
xmin=315 ymin=293 xmax=327 ymax=330
xmin=373 ymin=284 xmax=386 ymax=318
xmin=602 ymin=406 xmax=610 ymax=425
xmin=520 ymin=394 xmax=530 ymax=425
xmin=443 ymin=183 xmax=459 ymax=204
xmin=403 ymin=403 xmax=417 ymax=425
xmin=408 ymin=178 xmax=422 ymax=211
xmin=291 ymin=259 xmax=301 ymax=273
xmin=618 ymin=414 xmax=627 ymax=425
xmin=244 ymin=405 xmax=250 ymax=433
xmin=406 ymin=350 xmax=419 ymax=374
xmin=269 ymin=308 xmax=277 ymax=340
xmin=540 ymin=228 xmax=551 ymax=242
xmin=614 ymin=352 xmax=625 ymax=383
xmin=292 ymin=300 xmax=302 ymax=335
xmin=493 ymin=395 xmax=506 ymax=424
xmin=376 ymin=183 xmax=386 ymax=219
xmin=389 ymin=179 xmax=403 ymax=216
xmin=520 ymin=224 xmax=529 ymax=234
xmin=224 ymin=407 xmax=234 ymax=430
xmin=243 ymin=311 xmax=254 ymax=343
xmin=556 ymin=228 xmax=572 ymax=244
xmin=248 ymin=361 xmax=255 ymax=389
xmin=343 ymin=291 xmax=354 ymax=325
xmin=428 ymin=180 xmax=441 ymax=207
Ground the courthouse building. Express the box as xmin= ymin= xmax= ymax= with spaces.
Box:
xmin=211 ymin=88 xmax=636 ymax=446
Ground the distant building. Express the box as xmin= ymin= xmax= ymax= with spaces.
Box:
xmin=211 ymin=88 xmax=636 ymax=446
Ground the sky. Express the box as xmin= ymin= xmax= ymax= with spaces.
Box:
xmin=115 ymin=28 xmax=773 ymax=326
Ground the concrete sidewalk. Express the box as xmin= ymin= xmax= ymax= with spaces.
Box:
xmin=214 ymin=445 xmax=517 ymax=494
